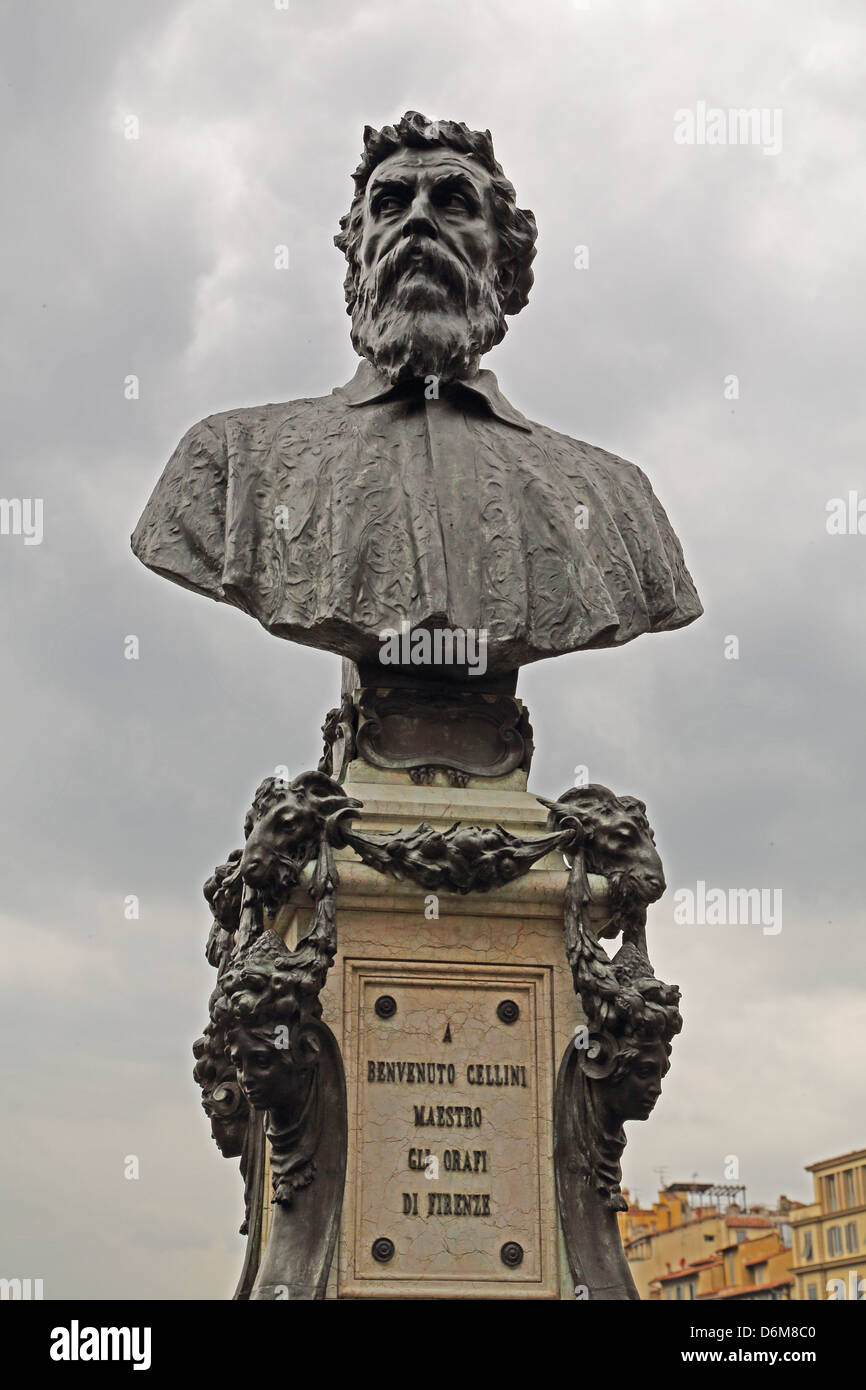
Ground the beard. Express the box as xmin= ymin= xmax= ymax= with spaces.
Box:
xmin=349 ymin=238 xmax=506 ymax=384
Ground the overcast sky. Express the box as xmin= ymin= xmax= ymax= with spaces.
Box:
xmin=2 ymin=0 xmax=864 ymax=1299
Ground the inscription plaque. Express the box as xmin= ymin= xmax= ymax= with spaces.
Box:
xmin=340 ymin=960 xmax=559 ymax=1299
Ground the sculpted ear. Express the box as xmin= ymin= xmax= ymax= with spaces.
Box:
xmin=323 ymin=804 xmax=363 ymax=846
xmin=290 ymin=770 xmax=343 ymax=799
xmin=290 ymin=771 xmax=358 ymax=818
xmin=536 ymin=796 xmax=589 ymax=845
xmin=542 ymin=800 xmax=589 ymax=828
xmin=577 ymin=1031 xmax=619 ymax=1080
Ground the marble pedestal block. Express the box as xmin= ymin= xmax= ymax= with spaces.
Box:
xmin=264 ymin=757 xmax=610 ymax=1301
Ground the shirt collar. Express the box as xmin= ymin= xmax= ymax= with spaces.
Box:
xmin=334 ymin=358 xmax=532 ymax=432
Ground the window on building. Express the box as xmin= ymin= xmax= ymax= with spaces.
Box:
xmin=727 ymin=1253 xmax=736 ymax=1284
xmin=827 ymin=1225 xmax=843 ymax=1256
xmin=801 ymin=1229 xmax=813 ymax=1261
xmin=845 ymin=1222 xmax=858 ymax=1254
xmin=843 ymin=1169 xmax=856 ymax=1208
xmin=689 ymin=1282 xmax=696 ymax=1300
xmin=807 ymin=1284 xmax=818 ymax=1301
xmin=665 ymin=1288 xmax=672 ymax=1300
xmin=676 ymin=1284 xmax=683 ymax=1300
xmin=825 ymin=1174 xmax=838 ymax=1212
xmin=754 ymin=1264 xmax=766 ymax=1285
xmin=735 ymin=1229 xmax=747 ymax=1243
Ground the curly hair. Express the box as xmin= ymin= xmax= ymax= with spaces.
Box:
xmin=334 ymin=111 xmax=537 ymax=322
xmin=216 ymin=929 xmax=327 ymax=1040
xmin=574 ymin=929 xmax=683 ymax=1082
xmin=547 ymin=785 xmax=681 ymax=1076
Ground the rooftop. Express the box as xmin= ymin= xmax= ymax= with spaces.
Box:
xmin=725 ymin=1215 xmax=774 ymax=1229
xmin=655 ymin=1257 xmax=721 ymax=1282
xmin=697 ymin=1278 xmax=794 ymax=1301
xmin=805 ymin=1148 xmax=866 ymax=1173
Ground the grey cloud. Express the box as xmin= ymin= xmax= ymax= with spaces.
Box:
xmin=2 ymin=0 xmax=863 ymax=1295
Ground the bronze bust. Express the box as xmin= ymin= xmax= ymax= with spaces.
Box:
xmin=131 ymin=111 xmax=701 ymax=679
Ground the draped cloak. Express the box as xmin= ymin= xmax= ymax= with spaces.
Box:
xmin=131 ymin=360 xmax=702 ymax=674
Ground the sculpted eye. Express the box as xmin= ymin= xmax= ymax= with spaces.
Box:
xmin=438 ymin=190 xmax=472 ymax=212
xmin=375 ymin=193 xmax=405 ymax=215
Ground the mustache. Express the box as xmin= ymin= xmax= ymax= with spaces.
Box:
xmin=373 ymin=236 xmax=470 ymax=305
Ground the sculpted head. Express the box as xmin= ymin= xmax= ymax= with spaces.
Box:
xmin=583 ymin=1031 xmax=671 ymax=1125
xmin=603 ymin=1040 xmax=669 ymax=1123
xmin=577 ymin=939 xmax=682 ymax=1129
xmin=335 ymin=111 xmax=537 ymax=383
xmin=217 ymin=930 xmax=320 ymax=1114
xmin=236 ymin=771 xmax=361 ymax=911
xmin=226 ymin=1024 xmax=294 ymax=1112
xmin=544 ymin=784 xmax=666 ymax=918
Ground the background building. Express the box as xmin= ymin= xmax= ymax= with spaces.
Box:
xmin=620 ymin=1182 xmax=797 ymax=1300
xmin=789 ymin=1149 xmax=866 ymax=1301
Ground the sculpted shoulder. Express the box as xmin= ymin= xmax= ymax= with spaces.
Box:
xmin=130 ymin=388 xmax=347 ymax=600
xmin=511 ymin=411 xmax=703 ymax=633
xmin=521 ymin=414 xmax=654 ymax=491
xmin=180 ymin=388 xmax=347 ymax=450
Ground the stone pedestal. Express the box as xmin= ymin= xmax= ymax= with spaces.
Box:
xmin=266 ymin=754 xmax=609 ymax=1300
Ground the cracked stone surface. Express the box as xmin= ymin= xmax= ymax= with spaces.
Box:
xmin=276 ymin=771 xmax=585 ymax=1299
xmin=349 ymin=968 xmax=550 ymax=1289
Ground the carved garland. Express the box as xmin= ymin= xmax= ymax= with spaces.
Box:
xmin=195 ymin=769 xmax=681 ymax=1301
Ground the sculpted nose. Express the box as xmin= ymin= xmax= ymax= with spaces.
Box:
xmin=402 ymin=197 xmax=437 ymax=239
xmin=642 ymin=859 xmax=665 ymax=897
xmin=240 ymin=849 xmax=265 ymax=883
xmin=647 ymin=872 xmax=665 ymax=895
